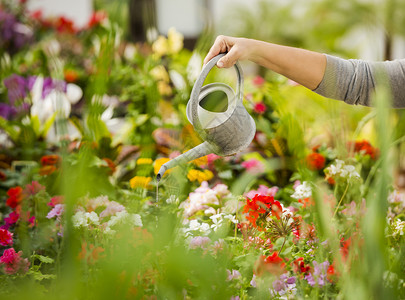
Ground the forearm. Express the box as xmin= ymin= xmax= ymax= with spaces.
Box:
xmin=248 ymin=39 xmax=327 ymax=90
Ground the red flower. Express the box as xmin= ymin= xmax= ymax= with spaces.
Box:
xmin=243 ymin=194 xmax=283 ymax=230
xmin=298 ymin=197 xmax=314 ymax=208
xmin=293 ymin=257 xmax=310 ymax=274
xmin=47 ymin=195 xmax=64 ymax=207
xmin=87 ymin=10 xmax=107 ymax=28
xmin=55 ymin=16 xmax=76 ymax=34
xmin=0 ymin=248 xmax=30 ymax=275
xmin=252 ymin=75 xmax=265 ymax=87
xmin=0 ymin=229 xmax=13 ymax=246
xmin=349 ymin=140 xmax=379 ymax=160
xmin=6 ymin=186 xmax=23 ymax=210
xmin=327 ymin=263 xmax=338 ymax=282
xmin=340 ymin=237 xmax=351 ymax=260
xmin=254 ymin=252 xmax=285 ymax=276
xmin=306 ymin=152 xmax=326 ymax=170
xmin=253 ymin=102 xmax=267 ymax=114
xmin=40 ymin=154 xmax=61 ymax=166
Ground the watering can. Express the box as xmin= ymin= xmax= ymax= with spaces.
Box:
xmin=156 ymin=53 xmax=256 ymax=182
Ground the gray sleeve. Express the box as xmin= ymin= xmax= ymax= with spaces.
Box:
xmin=313 ymin=54 xmax=405 ymax=108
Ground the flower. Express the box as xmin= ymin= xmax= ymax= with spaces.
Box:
xmin=1 ymin=212 xmax=19 ymax=230
xmin=243 ymin=194 xmax=283 ymax=230
xmin=189 ymin=236 xmax=211 ymax=250
xmin=3 ymin=74 xmax=27 ymax=103
xmin=252 ymin=75 xmax=265 ymax=87
xmin=6 ymin=186 xmax=23 ymax=210
xmin=87 ymin=10 xmax=107 ymax=28
xmin=154 ymin=157 xmax=171 ymax=175
xmin=47 ymin=195 xmax=64 ymax=207
xmin=129 ymin=176 xmax=152 ymax=189
xmin=306 ymin=152 xmax=326 ymax=170
xmin=40 ymin=154 xmax=61 ymax=166
xmin=47 ymin=204 xmax=65 ymax=219
xmin=392 ymin=219 xmax=405 ymax=238
xmin=325 ymin=159 xmax=360 ymax=179
xmin=187 ymin=169 xmax=214 ymax=183
xmin=226 ymin=269 xmax=241 ymax=281
xmin=167 ymin=27 xmax=183 ymax=54
xmin=23 ymin=181 xmax=45 ymax=196
xmin=0 ymin=229 xmax=13 ymax=246
xmin=0 ymin=248 xmax=30 ymax=275
xmin=255 ymin=252 xmax=285 ymax=276
xmin=241 ymin=158 xmax=265 ymax=174
xmin=291 ymin=181 xmax=312 ymax=200
xmin=137 ymin=158 xmax=153 ymax=165
xmin=64 ymin=69 xmax=79 ymax=83
xmin=293 ymin=257 xmax=310 ymax=274
xmin=253 ymin=102 xmax=267 ymax=114
xmin=349 ymin=140 xmax=379 ymax=160
xmin=72 ymin=211 xmax=100 ymax=228
xmin=245 ymin=185 xmax=278 ymax=199
xmin=304 ymin=260 xmax=330 ymax=287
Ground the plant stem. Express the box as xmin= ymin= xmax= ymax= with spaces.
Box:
xmin=333 ymin=182 xmax=350 ymax=218
xmin=279 ymin=237 xmax=287 ymax=256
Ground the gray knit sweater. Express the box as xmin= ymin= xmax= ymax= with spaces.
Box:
xmin=313 ymin=54 xmax=405 ymax=108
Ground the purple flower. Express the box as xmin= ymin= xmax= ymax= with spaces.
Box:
xmin=250 ymin=274 xmax=257 ymax=287
xmin=3 ymin=74 xmax=27 ymax=103
xmin=0 ymin=10 xmax=33 ymax=53
xmin=27 ymin=76 xmax=37 ymax=91
xmin=272 ymin=279 xmax=286 ymax=292
xmin=42 ymin=77 xmax=54 ymax=98
xmin=0 ymin=103 xmax=16 ymax=120
xmin=305 ymin=260 xmax=329 ymax=287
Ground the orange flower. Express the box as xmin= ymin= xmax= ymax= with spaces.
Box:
xmin=254 ymin=252 xmax=285 ymax=276
xmin=64 ymin=69 xmax=79 ymax=83
xmin=39 ymin=165 xmax=57 ymax=176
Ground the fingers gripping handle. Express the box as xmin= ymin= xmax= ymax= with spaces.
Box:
xmin=190 ymin=53 xmax=244 ymax=135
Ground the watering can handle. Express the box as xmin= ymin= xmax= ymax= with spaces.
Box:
xmin=190 ymin=53 xmax=244 ymax=135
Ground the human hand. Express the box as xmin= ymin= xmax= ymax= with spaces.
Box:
xmin=203 ymin=35 xmax=254 ymax=68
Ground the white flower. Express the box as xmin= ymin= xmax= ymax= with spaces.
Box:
xmin=210 ymin=214 xmax=224 ymax=232
xmin=187 ymin=52 xmax=202 ymax=82
xmin=291 ymin=181 xmax=312 ymax=199
xmin=86 ymin=211 xmax=100 ymax=226
xmin=393 ymin=219 xmax=405 ymax=237
xmin=166 ymin=195 xmax=179 ymax=204
xmin=130 ymin=214 xmax=143 ymax=227
xmin=224 ymin=214 xmax=238 ymax=224
xmin=72 ymin=211 xmax=87 ymax=228
xmin=326 ymin=159 xmax=360 ymax=179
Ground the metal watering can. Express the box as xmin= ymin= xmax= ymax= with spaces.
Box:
xmin=156 ymin=53 xmax=256 ymax=181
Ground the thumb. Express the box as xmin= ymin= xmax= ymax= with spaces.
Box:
xmin=217 ymin=46 xmax=240 ymax=68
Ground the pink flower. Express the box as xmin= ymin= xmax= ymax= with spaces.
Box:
xmin=253 ymin=102 xmax=267 ymax=114
xmin=241 ymin=159 xmax=265 ymax=174
xmin=169 ymin=151 xmax=181 ymax=159
xmin=189 ymin=236 xmax=211 ymax=249
xmin=252 ymin=75 xmax=265 ymax=87
xmin=244 ymin=185 xmax=278 ymax=199
xmin=99 ymin=201 xmax=126 ymax=218
xmin=47 ymin=204 xmax=65 ymax=219
xmin=0 ymin=229 xmax=13 ymax=246
xmin=0 ymin=248 xmax=30 ymax=275
xmin=226 ymin=269 xmax=241 ymax=281
xmin=23 ymin=181 xmax=45 ymax=196
xmin=1 ymin=211 xmax=20 ymax=230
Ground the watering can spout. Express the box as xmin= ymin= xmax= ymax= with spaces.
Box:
xmin=156 ymin=141 xmax=215 ymax=182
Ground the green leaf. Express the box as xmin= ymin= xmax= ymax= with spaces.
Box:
xmin=33 ymin=254 xmax=54 ymax=264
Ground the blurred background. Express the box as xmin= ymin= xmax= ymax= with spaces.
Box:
xmin=26 ymin=0 xmax=405 ymax=61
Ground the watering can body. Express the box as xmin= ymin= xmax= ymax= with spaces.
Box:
xmin=156 ymin=54 xmax=256 ymax=181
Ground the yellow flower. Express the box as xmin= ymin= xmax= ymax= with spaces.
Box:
xmin=182 ymin=149 xmax=208 ymax=167
xmin=154 ymin=157 xmax=171 ymax=175
xmin=167 ymin=27 xmax=183 ymax=54
xmin=150 ymin=65 xmax=170 ymax=82
xmin=137 ymin=158 xmax=153 ymax=165
xmin=130 ymin=176 xmax=152 ymax=189
xmin=157 ymin=81 xmax=172 ymax=96
xmin=187 ymin=169 xmax=214 ymax=183
xmin=152 ymin=35 xmax=169 ymax=56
